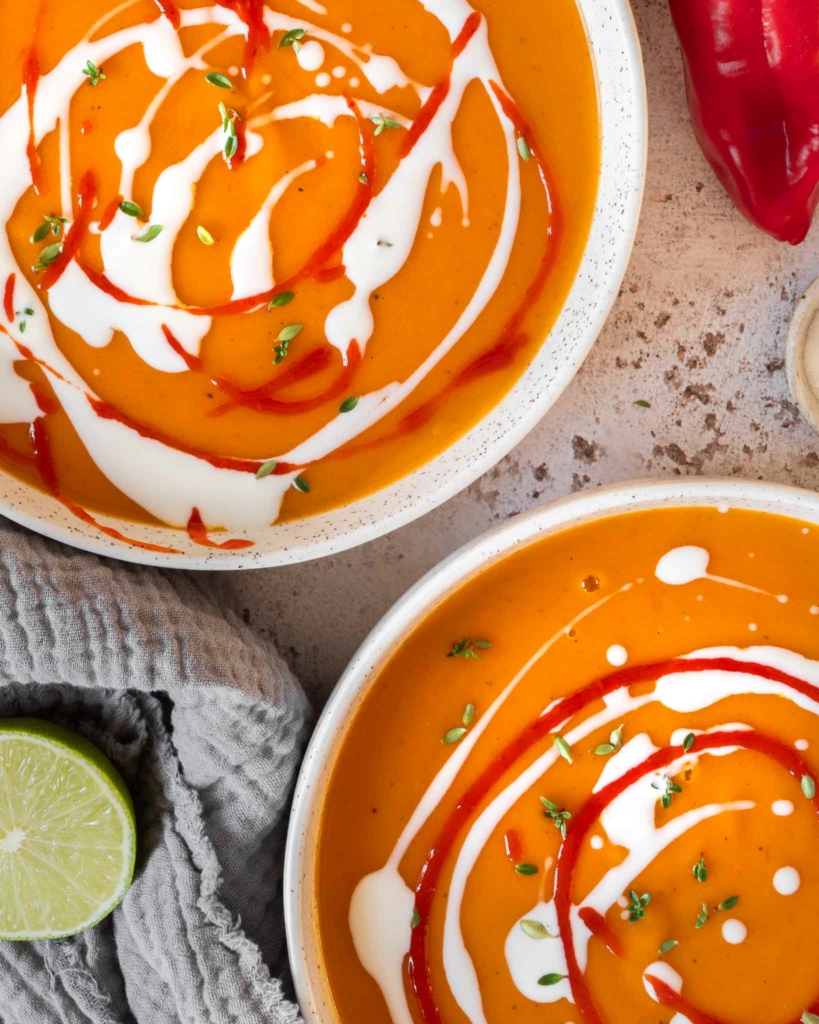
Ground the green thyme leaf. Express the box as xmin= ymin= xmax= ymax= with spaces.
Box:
xmin=554 ymin=735 xmax=573 ymax=766
xmin=370 ymin=113 xmax=402 ymax=136
xmin=802 ymin=1012 xmax=819 ymax=1024
xmin=339 ymin=396 xmax=359 ymax=413
xmin=134 ymin=225 xmax=162 ymax=243
xmin=462 ymin=703 xmax=475 ymax=726
xmin=719 ymin=895 xmax=739 ymax=912
xmin=293 ymin=475 xmax=310 ymax=493
xmin=443 ymin=727 xmax=467 ymax=745
xmin=19 ymin=321 xmax=26 ymax=333
xmin=83 ymin=60 xmax=105 ymax=86
xmin=517 ymin=136 xmax=531 ymax=161
xmin=255 ymin=459 xmax=278 ymax=480
xmin=520 ymin=920 xmax=552 ymax=940
xmin=540 ymin=797 xmax=571 ymax=839
xmin=634 ymin=399 xmax=651 ymax=408
xmin=34 ymin=241 xmax=63 ymax=271
xmin=268 ymin=291 xmax=294 ymax=309
xmin=514 ymin=863 xmax=538 ymax=876
xmin=693 ymin=856 xmax=707 ymax=883
xmin=197 ymin=225 xmax=215 ymax=246
xmin=802 ymin=774 xmax=816 ymax=799
xmin=224 ymin=133 xmax=239 ymax=162
xmin=659 ymin=939 xmax=678 ymax=955
xmin=594 ymin=743 xmax=615 ymax=756
xmin=683 ymin=732 xmax=696 ymax=752
xmin=31 ymin=222 xmax=50 ymax=244
xmin=205 ymin=72 xmax=233 ymax=90
xmin=359 ymin=172 xmax=369 ymax=184
xmin=411 ymin=908 xmax=420 ymax=928
xmin=447 ymin=638 xmax=491 ymax=660
xmin=119 ymin=201 xmax=144 ymax=218
xmin=627 ymin=890 xmax=651 ymax=923
xmin=279 ymin=27 xmax=307 ymax=52
xmin=278 ymin=324 xmax=303 ymax=343
xmin=537 ymin=974 xmax=565 ymax=987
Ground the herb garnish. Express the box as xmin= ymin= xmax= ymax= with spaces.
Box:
xmin=514 ymin=863 xmax=538 ymax=876
xmin=626 ymin=890 xmax=651 ymax=923
xmin=594 ymin=724 xmax=624 ymax=757
xmin=134 ymin=225 xmax=162 ymax=243
xmin=442 ymin=727 xmax=466 ymax=745
xmin=339 ymin=396 xmax=359 ymax=413
xmin=255 ymin=459 xmax=278 ymax=480
xmin=279 ymin=28 xmax=307 ymax=53
xmin=411 ymin=908 xmax=420 ymax=928
xmin=34 ymin=242 xmax=63 ymax=272
xmin=520 ymin=919 xmax=552 ymax=940
xmin=268 ymin=291 xmax=294 ymax=309
xmin=802 ymin=1012 xmax=819 ymax=1024
xmin=683 ymin=732 xmax=696 ymax=752
xmin=197 ymin=226 xmax=215 ymax=246
xmin=370 ymin=113 xmax=402 ymax=136
xmin=719 ymin=895 xmax=739 ymax=911
xmin=659 ymin=939 xmax=678 ymax=955
xmin=540 ymin=797 xmax=571 ymax=839
xmin=16 ymin=307 xmax=34 ymax=333
xmin=293 ymin=475 xmax=310 ymax=493
xmin=32 ymin=214 xmax=69 ymax=243
xmin=447 ymin=638 xmax=491 ymax=660
xmin=218 ymin=103 xmax=242 ymax=164
xmin=359 ymin=172 xmax=369 ymax=184
xmin=462 ymin=703 xmax=475 ymax=726
xmin=695 ymin=902 xmax=709 ymax=928
xmin=634 ymin=399 xmax=651 ymax=408
xmin=554 ymin=735 xmax=573 ymax=765
xmin=205 ymin=72 xmax=233 ymax=90
xmin=802 ymin=774 xmax=816 ymax=799
xmin=83 ymin=60 xmax=106 ymax=87
xmin=274 ymin=324 xmax=302 ymax=364
xmin=119 ymin=201 xmax=144 ymax=218
xmin=652 ymin=773 xmax=683 ymax=809
xmin=693 ymin=856 xmax=707 ymax=883
xmin=517 ymin=136 xmax=531 ymax=161
xmin=538 ymin=973 xmax=565 ymax=987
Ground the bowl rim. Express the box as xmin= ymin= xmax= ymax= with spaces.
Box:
xmin=283 ymin=476 xmax=819 ymax=1021
xmin=0 ymin=0 xmax=648 ymax=569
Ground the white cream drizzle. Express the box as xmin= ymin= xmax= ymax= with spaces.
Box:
xmin=348 ymin=549 xmax=819 ymax=1024
xmin=773 ymin=866 xmax=800 ymax=895
xmin=0 ymin=0 xmax=530 ymax=536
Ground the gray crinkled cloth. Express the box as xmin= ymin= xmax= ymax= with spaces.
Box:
xmin=0 ymin=517 xmax=311 ymax=1024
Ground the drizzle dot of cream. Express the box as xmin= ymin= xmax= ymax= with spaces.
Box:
xmin=721 ymin=919 xmax=747 ymax=945
xmin=803 ymin=527 xmax=810 ymax=535
xmin=796 ymin=739 xmax=810 ymax=751
xmin=606 ymin=644 xmax=628 ymax=667
xmin=341 ymin=21 xmax=353 ymax=32
xmin=298 ymin=39 xmax=326 ymax=73
xmin=773 ymin=866 xmax=800 ymax=896
xmin=777 ymin=594 xmax=789 ymax=604
xmin=748 ymin=623 xmax=757 ymax=632
xmin=315 ymin=71 xmax=332 ymax=88
xmin=811 ymin=606 xmax=819 ymax=616
xmin=590 ymin=835 xmax=604 ymax=850
xmin=772 ymin=800 xmax=794 ymax=816
xmin=332 ymin=65 xmax=346 ymax=78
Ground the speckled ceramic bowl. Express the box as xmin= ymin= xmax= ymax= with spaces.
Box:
xmin=0 ymin=0 xmax=646 ymax=568
xmin=283 ymin=477 xmax=819 ymax=1021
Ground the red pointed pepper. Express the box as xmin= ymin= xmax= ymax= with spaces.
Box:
xmin=669 ymin=0 xmax=819 ymax=244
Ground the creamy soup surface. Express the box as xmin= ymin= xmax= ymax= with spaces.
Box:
xmin=317 ymin=507 xmax=819 ymax=1024
xmin=0 ymin=0 xmax=598 ymax=552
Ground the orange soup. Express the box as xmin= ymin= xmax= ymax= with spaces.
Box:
xmin=316 ymin=506 xmax=819 ymax=1023
xmin=0 ymin=0 xmax=598 ymax=552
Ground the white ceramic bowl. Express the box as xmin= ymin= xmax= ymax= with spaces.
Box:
xmin=0 ymin=1 xmax=646 ymax=568
xmin=283 ymin=477 xmax=819 ymax=1020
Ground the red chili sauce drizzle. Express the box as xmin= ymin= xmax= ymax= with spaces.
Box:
xmin=577 ymin=906 xmax=624 ymax=959
xmin=23 ymin=47 xmax=42 ymax=194
xmin=39 ymin=172 xmax=97 ymax=291
xmin=213 ymin=0 xmax=269 ymax=76
xmin=407 ymin=657 xmax=819 ymax=1024
xmin=98 ymin=194 xmax=123 ymax=232
xmin=28 ymin=416 xmax=181 ymax=554
xmin=3 ymin=275 xmax=15 ymax=324
xmin=185 ymin=507 xmax=254 ymax=549
xmin=153 ymin=0 xmax=181 ymax=30
xmin=503 ymin=829 xmax=522 ymax=864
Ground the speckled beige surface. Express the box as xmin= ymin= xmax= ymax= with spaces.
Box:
xmin=210 ymin=0 xmax=819 ymax=700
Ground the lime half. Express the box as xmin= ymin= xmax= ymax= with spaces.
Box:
xmin=0 ymin=718 xmax=136 ymax=940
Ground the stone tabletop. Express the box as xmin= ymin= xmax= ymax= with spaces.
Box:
xmin=210 ymin=0 xmax=819 ymax=703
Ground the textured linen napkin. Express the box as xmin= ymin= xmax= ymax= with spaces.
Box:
xmin=0 ymin=516 xmax=311 ymax=1024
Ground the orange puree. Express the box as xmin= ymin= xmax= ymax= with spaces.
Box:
xmin=317 ymin=507 xmax=819 ymax=1023
xmin=0 ymin=0 xmax=599 ymax=538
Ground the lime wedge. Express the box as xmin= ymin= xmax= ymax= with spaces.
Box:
xmin=0 ymin=718 xmax=136 ymax=940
